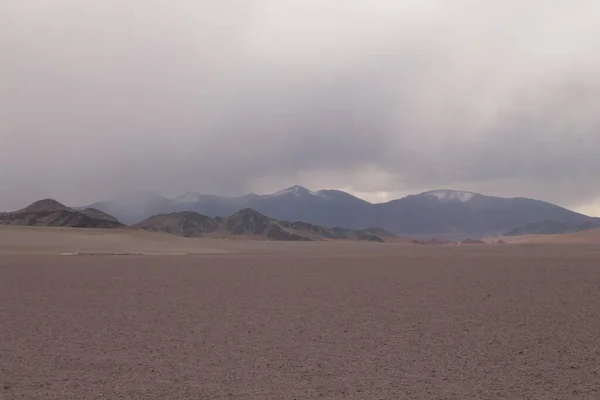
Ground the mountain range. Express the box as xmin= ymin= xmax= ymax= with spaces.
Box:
xmin=0 ymin=199 xmax=391 ymax=242
xmin=133 ymin=208 xmax=392 ymax=242
xmin=84 ymin=186 xmax=600 ymax=239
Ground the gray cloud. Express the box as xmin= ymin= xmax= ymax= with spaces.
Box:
xmin=1 ymin=1 xmax=600 ymax=213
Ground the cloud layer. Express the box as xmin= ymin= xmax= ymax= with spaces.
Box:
xmin=2 ymin=1 xmax=600 ymax=213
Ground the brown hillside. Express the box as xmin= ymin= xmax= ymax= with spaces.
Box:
xmin=17 ymin=199 xmax=69 ymax=213
xmin=135 ymin=208 xmax=391 ymax=242
xmin=134 ymin=211 xmax=220 ymax=237
xmin=0 ymin=199 xmax=124 ymax=229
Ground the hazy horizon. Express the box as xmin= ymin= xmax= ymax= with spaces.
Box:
xmin=3 ymin=185 xmax=598 ymax=218
xmin=2 ymin=1 xmax=599 ymax=216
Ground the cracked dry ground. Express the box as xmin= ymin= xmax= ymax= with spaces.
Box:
xmin=1 ymin=245 xmax=600 ymax=399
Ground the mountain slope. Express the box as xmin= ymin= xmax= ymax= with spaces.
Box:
xmin=134 ymin=208 xmax=390 ymax=242
xmin=0 ymin=199 xmax=124 ymax=229
xmin=242 ymin=186 xmax=375 ymax=229
xmin=133 ymin=211 xmax=220 ymax=237
xmin=375 ymin=190 xmax=599 ymax=237
xmin=85 ymin=186 xmax=375 ymax=228
xmin=224 ymin=209 xmax=309 ymax=241
xmin=165 ymin=186 xmax=374 ymax=229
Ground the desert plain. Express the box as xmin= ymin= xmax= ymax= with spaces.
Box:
xmin=2 ymin=226 xmax=600 ymax=399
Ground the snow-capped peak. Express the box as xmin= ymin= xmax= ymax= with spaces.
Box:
xmin=268 ymin=185 xmax=330 ymax=199
xmin=422 ymin=190 xmax=476 ymax=203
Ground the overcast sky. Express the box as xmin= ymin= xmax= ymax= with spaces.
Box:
xmin=2 ymin=1 xmax=600 ymax=214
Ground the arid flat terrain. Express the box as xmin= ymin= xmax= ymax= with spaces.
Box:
xmin=1 ymin=228 xmax=600 ymax=399
xmin=498 ymin=227 xmax=600 ymax=245
xmin=0 ymin=226 xmax=411 ymax=257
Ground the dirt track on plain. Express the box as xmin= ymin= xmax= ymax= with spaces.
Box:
xmin=2 ymin=244 xmax=600 ymax=399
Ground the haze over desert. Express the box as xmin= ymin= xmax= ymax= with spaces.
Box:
xmin=3 ymin=0 xmax=600 ymax=398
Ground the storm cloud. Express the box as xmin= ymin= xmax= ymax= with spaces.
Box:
xmin=2 ymin=1 xmax=600 ymax=213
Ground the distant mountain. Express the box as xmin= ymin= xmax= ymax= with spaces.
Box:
xmin=85 ymin=186 xmax=600 ymax=238
xmin=0 ymin=199 xmax=124 ymax=229
xmin=374 ymin=189 xmax=600 ymax=238
xmin=503 ymin=220 xmax=600 ymax=236
xmin=245 ymin=186 xmax=374 ymax=229
xmin=134 ymin=208 xmax=391 ymax=242
xmin=86 ymin=185 xmax=374 ymax=228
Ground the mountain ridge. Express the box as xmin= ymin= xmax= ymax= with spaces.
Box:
xmin=82 ymin=186 xmax=600 ymax=238
xmin=0 ymin=198 xmax=395 ymax=242
xmin=133 ymin=208 xmax=392 ymax=242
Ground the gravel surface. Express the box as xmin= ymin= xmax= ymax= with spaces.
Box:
xmin=2 ymin=245 xmax=600 ymax=399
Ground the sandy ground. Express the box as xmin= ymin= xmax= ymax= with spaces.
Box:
xmin=2 ymin=240 xmax=600 ymax=399
xmin=2 ymin=225 xmax=599 ymax=257
xmin=497 ymin=228 xmax=600 ymax=245
xmin=0 ymin=225 xmax=412 ymax=257
xmin=0 ymin=226 xmax=238 ymax=256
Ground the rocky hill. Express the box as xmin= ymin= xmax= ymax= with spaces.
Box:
xmin=0 ymin=199 xmax=124 ymax=229
xmin=134 ymin=208 xmax=391 ymax=242
xmin=134 ymin=211 xmax=220 ymax=237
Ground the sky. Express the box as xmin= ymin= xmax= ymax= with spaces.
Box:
xmin=1 ymin=1 xmax=600 ymax=214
